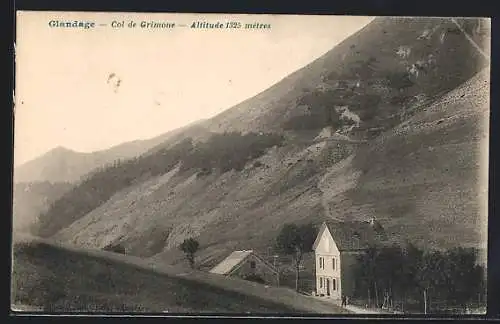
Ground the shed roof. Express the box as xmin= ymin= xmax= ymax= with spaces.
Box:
xmin=209 ymin=250 xmax=254 ymax=275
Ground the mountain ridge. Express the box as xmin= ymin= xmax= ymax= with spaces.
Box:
xmin=14 ymin=119 xmax=208 ymax=184
xmin=27 ymin=17 xmax=489 ymax=272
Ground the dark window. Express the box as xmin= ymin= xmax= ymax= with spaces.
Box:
xmin=353 ymin=232 xmax=361 ymax=248
xmin=250 ymin=261 xmax=256 ymax=269
xmin=333 ymin=278 xmax=337 ymax=290
xmin=332 ymin=257 xmax=335 ymax=270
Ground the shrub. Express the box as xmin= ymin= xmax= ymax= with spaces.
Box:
xmin=179 ymin=238 xmax=200 ymax=269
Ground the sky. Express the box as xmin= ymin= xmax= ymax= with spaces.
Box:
xmin=14 ymin=11 xmax=374 ymax=166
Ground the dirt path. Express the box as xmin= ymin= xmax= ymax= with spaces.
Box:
xmin=344 ymin=304 xmax=391 ymax=314
xmin=309 ymin=296 xmax=390 ymax=314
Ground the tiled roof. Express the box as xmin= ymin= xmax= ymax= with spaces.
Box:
xmin=209 ymin=250 xmax=253 ymax=275
xmin=325 ymin=220 xmax=387 ymax=251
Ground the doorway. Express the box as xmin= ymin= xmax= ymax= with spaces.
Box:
xmin=326 ymin=278 xmax=331 ymax=296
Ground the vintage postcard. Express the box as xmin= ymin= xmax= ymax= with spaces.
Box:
xmin=12 ymin=11 xmax=490 ymax=316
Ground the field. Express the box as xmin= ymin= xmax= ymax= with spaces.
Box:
xmin=11 ymin=237 xmax=349 ymax=314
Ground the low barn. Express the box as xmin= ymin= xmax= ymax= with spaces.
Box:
xmin=209 ymin=250 xmax=280 ymax=286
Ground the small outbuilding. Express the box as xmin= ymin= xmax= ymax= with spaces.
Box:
xmin=209 ymin=250 xmax=280 ymax=286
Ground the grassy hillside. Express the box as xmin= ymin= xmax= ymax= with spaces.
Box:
xmin=349 ymin=67 xmax=489 ymax=252
xmin=11 ymin=238 xmax=349 ymax=314
xmin=33 ymin=16 xmax=489 ymax=281
xmin=33 ymin=133 xmax=284 ymax=238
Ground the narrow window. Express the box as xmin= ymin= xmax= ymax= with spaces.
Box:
xmin=250 ymin=261 xmax=256 ymax=269
xmin=320 ymin=277 xmax=323 ymax=288
xmin=333 ymin=278 xmax=337 ymax=291
xmin=332 ymin=257 xmax=335 ymax=270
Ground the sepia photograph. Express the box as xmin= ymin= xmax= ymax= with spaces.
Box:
xmin=11 ymin=12 xmax=490 ymax=315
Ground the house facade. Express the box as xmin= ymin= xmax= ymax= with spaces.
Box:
xmin=312 ymin=219 xmax=387 ymax=300
xmin=209 ymin=250 xmax=280 ymax=286
xmin=313 ymin=225 xmax=342 ymax=299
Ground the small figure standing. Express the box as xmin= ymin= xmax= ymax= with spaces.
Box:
xmin=341 ymin=295 xmax=347 ymax=307
xmin=346 ymin=295 xmax=349 ymax=305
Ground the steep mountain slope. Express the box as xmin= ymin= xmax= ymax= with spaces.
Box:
xmin=40 ymin=17 xmax=488 ymax=271
xmin=53 ymin=66 xmax=488 ymax=265
xmin=341 ymin=66 xmax=489 ymax=251
xmin=205 ymin=17 xmax=489 ymax=137
xmin=13 ymin=181 xmax=73 ymax=233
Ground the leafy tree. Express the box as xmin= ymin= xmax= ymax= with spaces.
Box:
xmin=444 ymin=247 xmax=484 ymax=308
xmin=417 ymin=251 xmax=445 ymax=314
xmin=352 ymin=242 xmax=486 ymax=313
xmin=354 ymin=245 xmax=380 ymax=307
xmin=179 ymin=238 xmax=200 ymax=269
xmin=400 ymin=242 xmax=424 ymax=309
xmin=376 ymin=245 xmax=406 ymax=309
xmin=275 ymin=223 xmax=317 ymax=292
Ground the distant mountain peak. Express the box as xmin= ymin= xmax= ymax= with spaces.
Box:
xmin=50 ymin=146 xmax=76 ymax=154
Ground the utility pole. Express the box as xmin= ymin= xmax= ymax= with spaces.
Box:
xmin=424 ymin=289 xmax=427 ymax=315
xmin=273 ymin=254 xmax=280 ymax=287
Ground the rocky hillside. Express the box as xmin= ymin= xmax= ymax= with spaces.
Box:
xmin=205 ymin=17 xmax=489 ymax=137
xmin=32 ymin=17 xmax=489 ymax=270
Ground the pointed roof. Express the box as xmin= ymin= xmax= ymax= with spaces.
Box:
xmin=314 ymin=219 xmax=388 ymax=251
xmin=209 ymin=250 xmax=254 ymax=275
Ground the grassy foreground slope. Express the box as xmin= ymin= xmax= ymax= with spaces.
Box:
xmin=11 ymin=237 xmax=349 ymax=314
